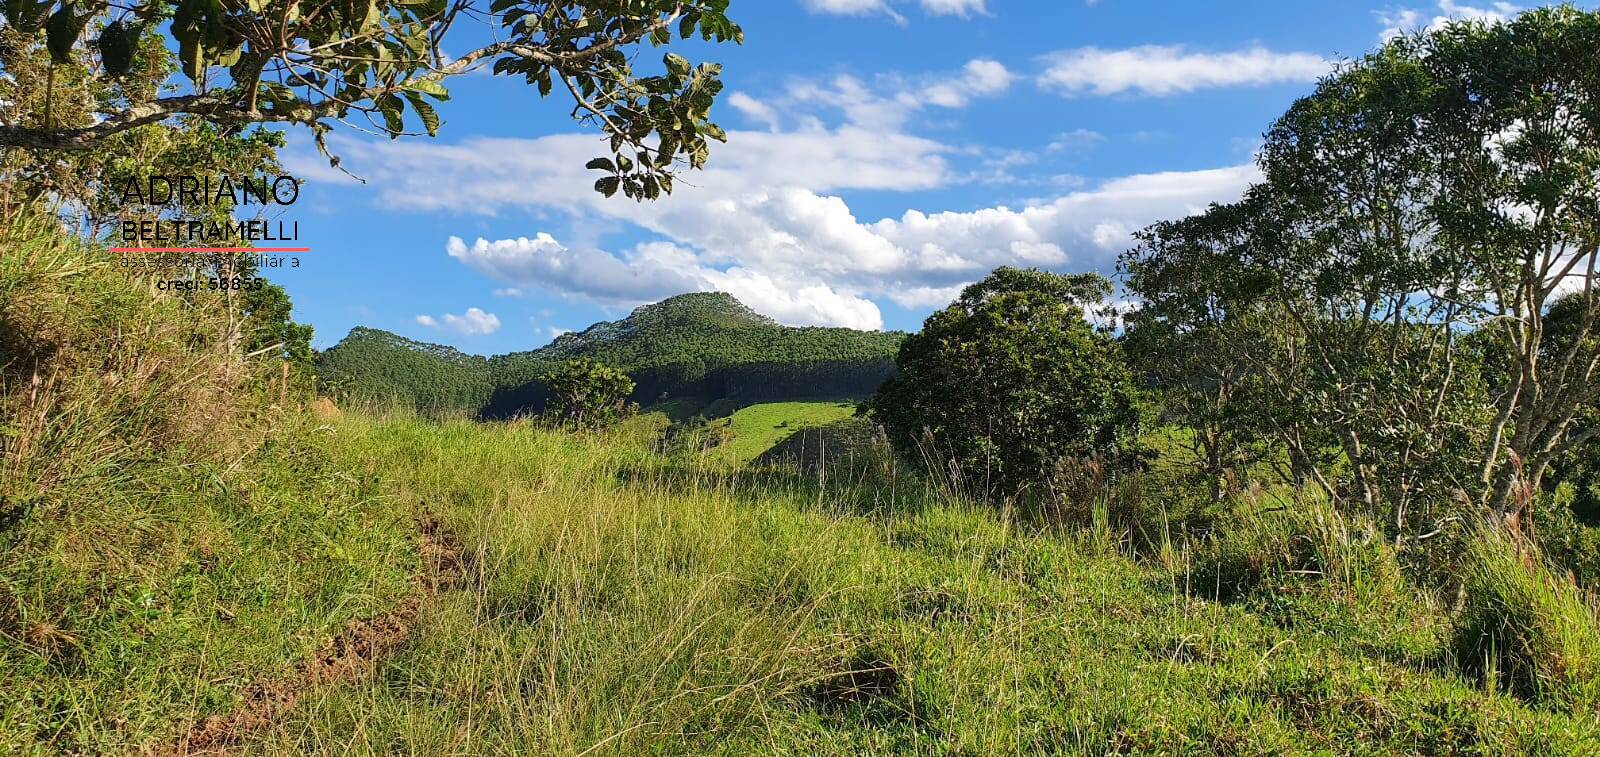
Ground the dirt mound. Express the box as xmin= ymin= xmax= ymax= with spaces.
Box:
xmin=309 ymin=397 xmax=342 ymax=420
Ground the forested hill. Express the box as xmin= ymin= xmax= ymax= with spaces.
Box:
xmin=316 ymin=292 xmax=906 ymax=417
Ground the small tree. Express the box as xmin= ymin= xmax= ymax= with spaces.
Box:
xmin=865 ymin=267 xmax=1141 ymax=500
xmin=544 ymin=358 xmax=634 ymax=430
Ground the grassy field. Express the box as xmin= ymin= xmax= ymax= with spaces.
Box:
xmin=724 ymin=400 xmax=859 ymax=462
xmin=0 ymin=219 xmax=419 ymax=754
xmin=234 ymin=417 xmax=1597 ymax=754
xmin=5 ymin=220 xmax=1597 ymax=754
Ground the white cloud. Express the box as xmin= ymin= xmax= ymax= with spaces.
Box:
xmin=920 ymin=0 xmax=986 ymax=15
xmin=425 ymin=161 xmax=1256 ymax=329
xmin=800 ymin=0 xmax=985 ymax=21
xmin=728 ymin=92 xmax=780 ymax=129
xmin=801 ymin=0 xmax=904 ymax=23
xmin=416 ymin=307 xmax=501 ymax=335
xmin=1047 ymin=128 xmax=1106 ymax=153
xmin=301 ymin=57 xmax=1256 ymax=330
xmin=447 ymin=233 xmax=887 ymax=330
xmin=777 ymin=58 xmax=1013 ymax=131
xmin=1377 ymin=1 xmax=1522 ymax=40
xmin=921 ymin=59 xmax=1013 ymax=108
xmin=1039 ymin=45 xmax=1331 ymax=97
xmin=493 ymin=287 xmax=524 ymax=297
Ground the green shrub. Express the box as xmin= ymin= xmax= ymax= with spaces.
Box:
xmin=1193 ymin=493 xmax=1394 ymax=602
xmin=1535 ymin=485 xmax=1600 ymax=588
xmin=1453 ymin=527 xmax=1600 ymax=708
xmin=865 ymin=267 xmax=1142 ymax=500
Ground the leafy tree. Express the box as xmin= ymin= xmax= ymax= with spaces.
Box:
xmin=545 ymin=357 xmax=635 ymax=429
xmin=1127 ymin=8 xmax=1600 ymax=537
xmin=1122 ymin=200 xmax=1273 ymax=503
xmin=0 ymin=0 xmax=741 ymax=199
xmin=865 ymin=267 xmax=1141 ymax=500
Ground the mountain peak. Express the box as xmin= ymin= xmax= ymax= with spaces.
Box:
xmin=625 ymin=292 xmax=777 ymax=329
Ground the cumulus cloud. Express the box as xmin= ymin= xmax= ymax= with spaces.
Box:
xmin=921 ymin=59 xmax=1014 ymax=108
xmin=447 ymin=234 xmax=887 ymax=330
xmin=1039 ymin=45 xmax=1331 ymax=97
xmin=292 ymin=57 xmax=1257 ymax=330
xmin=416 ymin=307 xmax=501 ymax=335
xmin=426 ymin=161 xmax=1256 ymax=328
xmin=1377 ymin=0 xmax=1522 ymax=40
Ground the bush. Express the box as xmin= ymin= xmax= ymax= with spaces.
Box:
xmin=865 ymin=267 xmax=1141 ymax=500
xmin=1193 ymin=493 xmax=1396 ymax=603
xmin=1535 ymin=484 xmax=1600 ymax=588
xmin=543 ymin=358 xmax=636 ymax=430
xmin=1453 ymin=527 xmax=1600 ymax=708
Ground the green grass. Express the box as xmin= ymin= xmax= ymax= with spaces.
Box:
xmin=724 ymin=400 xmax=859 ymax=462
xmin=0 ymin=214 xmax=421 ymax=754
xmin=244 ymin=417 xmax=1600 ymax=754
xmin=0 ymin=415 xmax=420 ymax=755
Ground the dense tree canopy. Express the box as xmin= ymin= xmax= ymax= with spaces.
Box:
xmin=866 ymin=267 xmax=1141 ymax=499
xmin=544 ymin=357 xmax=634 ymax=429
xmin=1123 ymin=6 xmax=1600 ymax=538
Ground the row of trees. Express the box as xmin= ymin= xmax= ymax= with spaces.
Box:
xmin=1122 ymin=6 xmax=1600 ymax=540
xmin=869 ymin=7 xmax=1600 ymax=546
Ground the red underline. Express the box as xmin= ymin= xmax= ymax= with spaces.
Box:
xmin=111 ymin=247 xmax=311 ymax=253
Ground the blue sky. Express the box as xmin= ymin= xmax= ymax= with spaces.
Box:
xmin=270 ymin=0 xmax=1533 ymax=354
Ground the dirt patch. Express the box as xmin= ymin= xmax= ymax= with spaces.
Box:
xmin=154 ymin=515 xmax=465 ymax=755
xmin=309 ymin=397 xmax=342 ymax=421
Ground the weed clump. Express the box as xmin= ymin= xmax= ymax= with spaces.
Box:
xmin=1453 ymin=527 xmax=1600 ymax=709
xmin=1191 ymin=494 xmax=1410 ymax=604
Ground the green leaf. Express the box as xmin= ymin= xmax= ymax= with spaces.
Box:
xmin=594 ymin=176 xmax=620 ymax=197
xmin=378 ymin=93 xmax=405 ymax=137
xmin=177 ymin=30 xmax=206 ymax=82
xmin=97 ymin=19 xmax=137 ymax=77
xmin=214 ymin=43 xmax=242 ymax=67
xmin=584 ymin=157 xmax=615 ymax=172
xmin=402 ymin=91 xmax=440 ymax=136
xmin=46 ymin=4 xmax=88 ymax=64
xmin=663 ymin=52 xmax=690 ymax=79
xmin=5 ymin=0 xmax=52 ymax=33
xmin=408 ymin=77 xmax=450 ymax=100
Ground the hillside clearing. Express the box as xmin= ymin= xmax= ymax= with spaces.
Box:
xmin=725 ymin=400 xmax=861 ymax=461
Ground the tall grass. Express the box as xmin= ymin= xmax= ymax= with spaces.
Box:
xmin=255 ymin=417 xmax=1599 ymax=753
xmin=0 ymin=213 xmax=418 ymax=753
xmin=1456 ymin=527 xmax=1600 ymax=709
xmin=5 ymin=210 xmax=1599 ymax=753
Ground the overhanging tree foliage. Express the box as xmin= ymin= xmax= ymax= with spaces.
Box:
xmin=0 ymin=0 xmax=741 ymax=199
